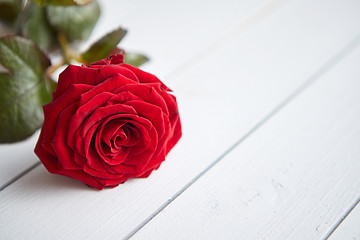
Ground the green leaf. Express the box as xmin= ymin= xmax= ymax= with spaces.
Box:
xmin=46 ymin=0 xmax=100 ymax=42
xmin=32 ymin=0 xmax=91 ymax=6
xmin=124 ymin=52 xmax=149 ymax=67
xmin=0 ymin=36 xmax=53 ymax=143
xmin=21 ymin=2 xmax=57 ymax=51
xmin=81 ymin=27 xmax=127 ymax=64
xmin=0 ymin=0 xmax=23 ymax=23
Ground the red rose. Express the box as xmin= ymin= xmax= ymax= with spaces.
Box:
xmin=34 ymin=54 xmax=181 ymax=190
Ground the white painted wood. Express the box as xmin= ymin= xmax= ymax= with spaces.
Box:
xmin=0 ymin=0 xmax=271 ymax=187
xmin=133 ymin=40 xmax=360 ymax=240
xmin=329 ymin=202 xmax=360 ymax=240
xmin=1 ymin=0 xmax=360 ymax=239
xmin=92 ymin=0 xmax=276 ymax=79
xmin=0 ymin=132 xmax=39 ymax=189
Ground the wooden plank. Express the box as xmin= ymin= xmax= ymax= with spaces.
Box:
xmin=329 ymin=201 xmax=360 ymax=240
xmin=1 ymin=0 xmax=360 ymax=239
xmin=132 ymin=39 xmax=360 ymax=240
xmin=92 ymin=0 xmax=277 ymax=79
xmin=0 ymin=133 xmax=40 ymax=190
xmin=0 ymin=0 xmax=271 ymax=188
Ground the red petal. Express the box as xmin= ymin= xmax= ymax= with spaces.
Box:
xmin=121 ymin=64 xmax=170 ymax=91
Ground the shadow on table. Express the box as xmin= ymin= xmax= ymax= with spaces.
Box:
xmin=19 ymin=164 xmax=98 ymax=193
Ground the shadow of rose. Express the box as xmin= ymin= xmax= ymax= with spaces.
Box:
xmin=19 ymin=164 xmax=98 ymax=193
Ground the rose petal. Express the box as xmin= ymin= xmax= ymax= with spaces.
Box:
xmin=107 ymin=91 xmax=143 ymax=106
xmin=117 ymin=125 xmax=140 ymax=147
xmin=113 ymin=84 xmax=169 ymax=116
xmin=85 ymin=146 xmax=110 ymax=174
xmin=34 ymin=138 xmax=58 ymax=173
xmin=165 ymin=109 xmax=182 ymax=155
xmin=78 ymin=73 xmax=138 ymax=106
xmin=83 ymin=114 xmax=156 ymax=168
xmin=54 ymin=65 xmax=98 ymax=99
xmin=42 ymin=84 xmax=92 ymax=155
xmin=121 ymin=63 xmax=170 ymax=91
xmin=67 ymin=92 xmax=114 ymax=151
xmin=124 ymin=100 xmax=166 ymax=138
xmin=124 ymin=100 xmax=170 ymax=160
xmin=76 ymin=105 xmax=138 ymax=155
xmin=94 ymin=65 xmax=139 ymax=84
xmin=95 ymin=176 xmax=131 ymax=188
xmin=52 ymin=102 xmax=80 ymax=170
xmin=94 ymin=121 xmax=132 ymax=165
xmin=100 ymin=120 xmax=126 ymax=148
xmin=57 ymin=167 xmax=105 ymax=190
xmin=146 ymin=83 xmax=180 ymax=121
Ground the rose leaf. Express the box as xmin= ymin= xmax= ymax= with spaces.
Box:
xmin=0 ymin=0 xmax=23 ymax=24
xmin=46 ymin=0 xmax=100 ymax=42
xmin=21 ymin=2 xmax=58 ymax=51
xmin=80 ymin=27 xmax=127 ymax=64
xmin=0 ymin=36 xmax=54 ymax=143
xmin=124 ymin=52 xmax=149 ymax=67
xmin=32 ymin=0 xmax=91 ymax=6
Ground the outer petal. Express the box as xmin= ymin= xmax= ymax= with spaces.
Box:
xmin=121 ymin=63 xmax=171 ymax=91
xmin=78 ymin=73 xmax=137 ymax=107
xmin=54 ymin=65 xmax=98 ymax=99
xmin=146 ymin=83 xmax=179 ymax=121
xmin=92 ymin=65 xmax=139 ymax=85
xmin=41 ymin=84 xmax=92 ymax=155
xmin=52 ymin=102 xmax=80 ymax=170
xmin=165 ymin=112 xmax=182 ymax=155
xmin=113 ymin=84 xmax=169 ymax=116
xmin=57 ymin=167 xmax=105 ymax=190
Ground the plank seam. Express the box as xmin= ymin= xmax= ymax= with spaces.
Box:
xmin=0 ymin=161 xmax=41 ymax=191
xmin=0 ymin=0 xmax=289 ymax=192
xmin=165 ymin=0 xmax=291 ymax=83
xmin=324 ymin=197 xmax=360 ymax=239
xmin=124 ymin=33 xmax=360 ymax=240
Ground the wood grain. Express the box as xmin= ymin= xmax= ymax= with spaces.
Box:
xmin=0 ymin=133 xmax=39 ymax=190
xmin=329 ymin=201 xmax=360 ymax=240
xmin=0 ymin=0 xmax=271 ymax=188
xmin=133 ymin=38 xmax=360 ymax=240
xmin=94 ymin=0 xmax=277 ymax=79
xmin=1 ymin=0 xmax=360 ymax=239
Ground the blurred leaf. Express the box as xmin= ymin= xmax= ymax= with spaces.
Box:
xmin=32 ymin=0 xmax=91 ymax=6
xmin=0 ymin=0 xmax=23 ymax=23
xmin=0 ymin=36 xmax=54 ymax=143
xmin=46 ymin=0 xmax=100 ymax=42
xmin=108 ymin=47 xmax=125 ymax=56
xmin=45 ymin=77 xmax=58 ymax=93
xmin=124 ymin=52 xmax=149 ymax=67
xmin=22 ymin=2 xmax=57 ymax=51
xmin=81 ymin=27 xmax=127 ymax=64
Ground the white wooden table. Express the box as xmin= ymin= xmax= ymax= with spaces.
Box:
xmin=1 ymin=0 xmax=360 ymax=239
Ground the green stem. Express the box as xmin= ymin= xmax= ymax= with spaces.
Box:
xmin=57 ymin=32 xmax=73 ymax=64
xmin=46 ymin=60 xmax=65 ymax=79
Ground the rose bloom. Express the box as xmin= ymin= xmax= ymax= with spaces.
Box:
xmin=35 ymin=54 xmax=181 ymax=190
